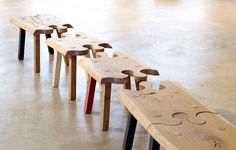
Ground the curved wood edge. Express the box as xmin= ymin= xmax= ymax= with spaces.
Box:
xmin=45 ymin=38 xmax=89 ymax=56
xmin=160 ymin=81 xmax=217 ymax=113
xmin=100 ymin=75 xmax=130 ymax=84
xmin=140 ymin=81 xmax=218 ymax=114
xmin=113 ymin=51 xmax=159 ymax=82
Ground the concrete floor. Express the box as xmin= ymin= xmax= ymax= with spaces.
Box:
xmin=0 ymin=0 xmax=236 ymax=149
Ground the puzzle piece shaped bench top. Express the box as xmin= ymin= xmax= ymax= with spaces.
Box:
xmin=46 ymin=32 xmax=112 ymax=57
xmin=116 ymin=81 xmax=236 ymax=150
xmin=79 ymin=52 xmax=159 ymax=84
xmin=10 ymin=14 xmax=73 ymax=35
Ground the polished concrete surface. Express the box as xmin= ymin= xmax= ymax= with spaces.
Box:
xmin=0 ymin=0 xmax=236 ymax=149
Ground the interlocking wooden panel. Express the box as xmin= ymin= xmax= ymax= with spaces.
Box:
xmin=46 ymin=32 xmax=112 ymax=57
xmin=79 ymin=51 xmax=159 ymax=84
xmin=10 ymin=14 xmax=73 ymax=35
xmin=116 ymin=81 xmax=236 ymax=150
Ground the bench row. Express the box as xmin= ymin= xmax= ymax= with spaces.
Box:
xmin=10 ymin=14 xmax=236 ymax=150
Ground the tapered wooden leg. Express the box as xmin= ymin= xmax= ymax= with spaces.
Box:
xmin=135 ymin=81 xmax=140 ymax=91
xmin=122 ymin=113 xmax=137 ymax=150
xmin=92 ymin=50 xmax=96 ymax=58
xmin=69 ymin=56 xmax=77 ymax=101
xmin=84 ymin=75 xmax=97 ymax=114
xmin=63 ymin=56 xmax=69 ymax=66
xmin=149 ymin=136 xmax=160 ymax=150
xmin=123 ymin=77 xmax=131 ymax=113
xmin=56 ymin=31 xmax=69 ymax=66
xmin=34 ymin=34 xmax=40 ymax=73
xmin=123 ymin=77 xmax=131 ymax=90
xmin=52 ymin=51 xmax=62 ymax=87
xmin=100 ymin=83 xmax=112 ymax=131
xmin=18 ymin=28 xmax=26 ymax=60
xmin=45 ymin=34 xmax=54 ymax=55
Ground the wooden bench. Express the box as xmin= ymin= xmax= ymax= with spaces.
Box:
xmin=79 ymin=52 xmax=159 ymax=131
xmin=45 ymin=32 xmax=112 ymax=100
xmin=116 ymin=81 xmax=236 ymax=150
xmin=10 ymin=14 xmax=73 ymax=73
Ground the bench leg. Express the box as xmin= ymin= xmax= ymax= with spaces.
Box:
xmin=149 ymin=136 xmax=160 ymax=150
xmin=122 ymin=113 xmax=137 ymax=150
xmin=18 ymin=28 xmax=26 ymax=60
xmin=69 ymin=55 xmax=77 ymax=101
xmin=45 ymin=34 xmax=54 ymax=55
xmin=84 ymin=75 xmax=97 ymax=114
xmin=123 ymin=77 xmax=131 ymax=90
xmin=34 ymin=34 xmax=40 ymax=73
xmin=63 ymin=56 xmax=69 ymax=66
xmin=123 ymin=77 xmax=131 ymax=113
xmin=135 ymin=81 xmax=140 ymax=91
xmin=52 ymin=51 xmax=62 ymax=87
xmin=56 ymin=30 xmax=69 ymax=66
xmin=101 ymin=83 xmax=111 ymax=131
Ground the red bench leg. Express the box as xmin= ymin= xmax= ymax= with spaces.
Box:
xmin=84 ymin=75 xmax=97 ymax=114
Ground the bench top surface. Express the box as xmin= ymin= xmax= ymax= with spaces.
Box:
xmin=79 ymin=52 xmax=159 ymax=84
xmin=10 ymin=14 xmax=72 ymax=35
xmin=45 ymin=32 xmax=112 ymax=56
xmin=116 ymin=81 xmax=236 ymax=150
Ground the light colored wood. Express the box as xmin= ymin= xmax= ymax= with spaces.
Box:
xmin=123 ymin=77 xmax=131 ymax=114
xmin=57 ymin=31 xmax=69 ymax=66
xmin=52 ymin=51 xmax=62 ymax=87
xmin=10 ymin=14 xmax=72 ymax=35
xmin=46 ymin=32 xmax=112 ymax=100
xmin=34 ymin=35 xmax=40 ymax=73
xmin=79 ymin=51 xmax=159 ymax=84
xmin=63 ymin=56 xmax=69 ymax=66
xmin=100 ymin=83 xmax=112 ymax=131
xmin=46 ymin=32 xmax=112 ymax=57
xmin=69 ymin=56 xmax=77 ymax=101
xmin=116 ymin=81 xmax=236 ymax=150
xmin=80 ymin=51 xmax=158 ymax=130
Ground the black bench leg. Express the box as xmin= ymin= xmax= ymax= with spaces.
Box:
xmin=45 ymin=34 xmax=54 ymax=55
xmin=18 ymin=28 xmax=26 ymax=60
xmin=122 ymin=113 xmax=137 ymax=150
xmin=149 ymin=136 xmax=160 ymax=150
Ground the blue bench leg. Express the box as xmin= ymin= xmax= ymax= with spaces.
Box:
xmin=149 ymin=136 xmax=160 ymax=150
xmin=122 ymin=113 xmax=137 ymax=150
xmin=45 ymin=34 xmax=54 ymax=55
xmin=18 ymin=28 xmax=25 ymax=60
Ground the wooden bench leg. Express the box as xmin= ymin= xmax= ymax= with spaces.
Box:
xmin=101 ymin=83 xmax=111 ymax=131
xmin=45 ymin=34 xmax=54 ymax=55
xmin=18 ymin=28 xmax=26 ymax=60
xmin=135 ymin=81 xmax=140 ymax=91
xmin=34 ymin=34 xmax=40 ymax=73
xmin=52 ymin=51 xmax=62 ymax=87
xmin=84 ymin=75 xmax=97 ymax=114
xmin=63 ymin=56 xmax=69 ymax=66
xmin=123 ymin=77 xmax=131 ymax=90
xmin=122 ymin=113 xmax=137 ymax=150
xmin=149 ymin=136 xmax=160 ymax=150
xmin=123 ymin=77 xmax=131 ymax=114
xmin=56 ymin=30 xmax=69 ymax=66
xmin=69 ymin=55 xmax=77 ymax=101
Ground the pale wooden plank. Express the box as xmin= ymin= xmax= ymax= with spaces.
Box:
xmin=79 ymin=51 xmax=159 ymax=84
xmin=10 ymin=14 xmax=72 ymax=35
xmin=116 ymin=81 xmax=236 ymax=150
